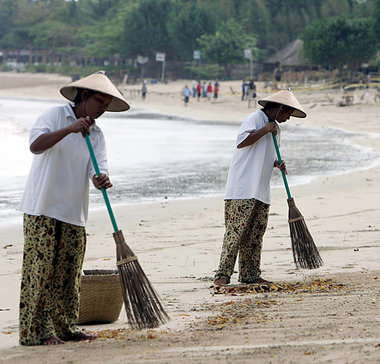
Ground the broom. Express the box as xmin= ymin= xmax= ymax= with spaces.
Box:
xmin=85 ymin=133 xmax=169 ymax=329
xmin=271 ymin=130 xmax=323 ymax=269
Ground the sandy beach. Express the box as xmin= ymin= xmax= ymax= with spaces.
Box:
xmin=0 ymin=72 xmax=380 ymax=363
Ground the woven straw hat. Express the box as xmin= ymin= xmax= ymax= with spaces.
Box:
xmin=258 ymin=89 xmax=306 ymax=118
xmin=60 ymin=71 xmax=129 ymax=112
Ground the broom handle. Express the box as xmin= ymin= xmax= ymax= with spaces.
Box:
xmin=271 ymin=132 xmax=292 ymax=199
xmin=85 ymin=133 xmax=119 ymax=232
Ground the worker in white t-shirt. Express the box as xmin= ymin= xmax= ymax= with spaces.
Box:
xmin=214 ymin=90 xmax=307 ymax=287
xmin=19 ymin=71 xmax=129 ymax=346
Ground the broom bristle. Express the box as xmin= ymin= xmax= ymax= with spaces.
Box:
xmin=287 ymin=198 xmax=323 ymax=270
xmin=114 ymin=231 xmax=169 ymax=329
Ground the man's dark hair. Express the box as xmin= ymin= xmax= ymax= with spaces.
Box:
xmin=73 ymin=88 xmax=97 ymax=106
xmin=262 ymin=101 xmax=280 ymax=111
xmin=262 ymin=102 xmax=294 ymax=113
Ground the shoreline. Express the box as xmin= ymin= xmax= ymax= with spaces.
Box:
xmin=2 ymin=130 xmax=379 ymax=230
xmin=1 ymin=72 xmax=380 ymax=362
xmin=1 ymin=93 xmax=379 ymax=232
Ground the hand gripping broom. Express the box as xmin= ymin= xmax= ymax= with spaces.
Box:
xmin=85 ymin=133 xmax=169 ymax=329
xmin=271 ymin=132 xmax=323 ymax=269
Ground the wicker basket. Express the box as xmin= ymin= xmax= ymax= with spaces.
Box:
xmin=78 ymin=269 xmax=123 ymax=324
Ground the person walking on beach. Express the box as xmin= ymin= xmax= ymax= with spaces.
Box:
xmin=213 ymin=90 xmax=307 ymax=287
xmin=207 ymin=82 xmax=213 ymax=100
xmin=192 ymin=79 xmax=197 ymax=98
xmin=241 ymin=80 xmax=247 ymax=101
xmin=141 ymin=80 xmax=147 ymax=99
xmin=214 ymin=80 xmax=219 ymax=99
xmin=197 ymin=81 xmax=202 ymax=101
xmin=182 ymin=84 xmax=192 ymax=106
xmin=18 ymin=71 xmax=130 ymax=346
xmin=249 ymin=79 xmax=257 ymax=99
xmin=202 ymin=81 xmax=207 ymax=98
xmin=214 ymin=83 xmax=219 ymax=99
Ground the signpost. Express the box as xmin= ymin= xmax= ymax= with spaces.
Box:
xmin=193 ymin=50 xmax=201 ymax=81
xmin=156 ymin=53 xmax=166 ymax=82
xmin=244 ymin=48 xmax=253 ymax=79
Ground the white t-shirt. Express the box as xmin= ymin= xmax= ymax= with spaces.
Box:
xmin=225 ymin=109 xmax=280 ymax=204
xmin=19 ymin=104 xmax=109 ymax=227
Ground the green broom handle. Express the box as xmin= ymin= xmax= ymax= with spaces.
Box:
xmin=85 ymin=133 xmax=119 ymax=232
xmin=271 ymin=132 xmax=292 ymax=199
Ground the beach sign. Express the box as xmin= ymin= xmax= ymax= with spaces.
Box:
xmin=244 ymin=48 xmax=252 ymax=60
xmin=193 ymin=50 xmax=201 ymax=60
xmin=156 ymin=53 xmax=165 ymax=62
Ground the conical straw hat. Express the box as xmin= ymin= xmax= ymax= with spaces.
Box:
xmin=60 ymin=71 xmax=130 ymax=112
xmin=258 ymin=89 xmax=306 ymax=118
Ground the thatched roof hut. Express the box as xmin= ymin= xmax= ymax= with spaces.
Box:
xmin=264 ymin=39 xmax=309 ymax=70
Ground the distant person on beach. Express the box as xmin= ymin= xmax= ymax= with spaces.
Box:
xmin=213 ymin=89 xmax=307 ymax=287
xmin=207 ymin=82 xmax=213 ymax=100
xmin=182 ymin=84 xmax=192 ymax=105
xmin=249 ymin=79 xmax=256 ymax=98
xmin=202 ymin=81 xmax=207 ymax=98
xmin=214 ymin=83 xmax=219 ymax=99
xmin=241 ymin=80 xmax=247 ymax=101
xmin=18 ymin=71 xmax=129 ymax=346
xmin=274 ymin=68 xmax=282 ymax=82
xmin=273 ymin=67 xmax=282 ymax=89
xmin=141 ymin=81 xmax=147 ymax=99
xmin=197 ymin=81 xmax=202 ymax=101
xmin=192 ymin=79 xmax=197 ymax=98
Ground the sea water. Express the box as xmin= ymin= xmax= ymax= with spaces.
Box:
xmin=0 ymin=97 xmax=378 ymax=226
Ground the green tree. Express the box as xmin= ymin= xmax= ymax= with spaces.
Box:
xmin=198 ymin=18 xmax=258 ymax=76
xmin=320 ymin=0 xmax=350 ymax=18
xmin=11 ymin=0 xmax=57 ymax=64
xmin=167 ymin=2 xmax=217 ymax=60
xmin=71 ymin=2 xmax=132 ymax=65
xmin=0 ymin=0 xmax=378 ymax=75
xmin=0 ymin=0 xmax=20 ymax=63
xmin=29 ymin=20 xmax=76 ymax=63
xmin=121 ymin=0 xmax=175 ymax=58
xmin=0 ymin=0 xmax=18 ymax=39
xmin=302 ymin=14 xmax=377 ymax=77
xmin=373 ymin=0 xmax=380 ymax=46
xmin=239 ymin=0 xmax=270 ymax=50
xmin=76 ymin=11 xmax=124 ymax=61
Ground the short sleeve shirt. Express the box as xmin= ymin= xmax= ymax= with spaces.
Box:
xmin=19 ymin=104 xmax=109 ymax=226
xmin=224 ymin=109 xmax=280 ymax=204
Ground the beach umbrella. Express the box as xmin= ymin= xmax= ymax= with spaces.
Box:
xmin=85 ymin=133 xmax=169 ymax=329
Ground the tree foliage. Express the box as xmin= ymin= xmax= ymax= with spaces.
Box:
xmin=302 ymin=14 xmax=377 ymax=71
xmin=0 ymin=0 xmax=378 ymax=74
xmin=0 ymin=0 xmax=18 ymax=40
xmin=373 ymin=0 xmax=380 ymax=45
xmin=198 ymin=18 xmax=258 ymax=74
xmin=166 ymin=2 xmax=217 ymax=60
xmin=121 ymin=0 xmax=175 ymax=58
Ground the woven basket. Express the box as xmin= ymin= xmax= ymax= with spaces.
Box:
xmin=78 ymin=269 xmax=123 ymax=324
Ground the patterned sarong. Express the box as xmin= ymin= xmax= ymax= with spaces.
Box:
xmin=214 ymin=198 xmax=269 ymax=283
xmin=19 ymin=214 xmax=86 ymax=345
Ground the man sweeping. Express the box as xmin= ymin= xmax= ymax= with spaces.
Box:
xmin=19 ymin=71 xmax=129 ymax=345
xmin=213 ymin=89 xmax=307 ymax=287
